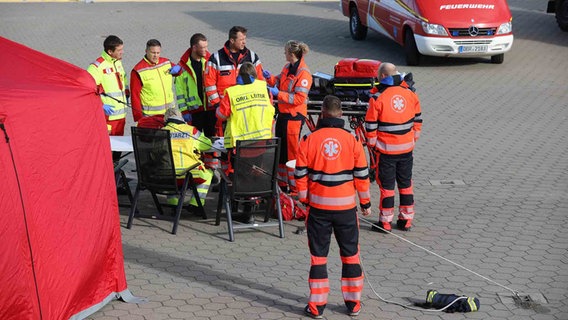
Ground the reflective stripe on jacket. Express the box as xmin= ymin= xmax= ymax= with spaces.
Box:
xmin=365 ymin=84 xmax=422 ymax=155
xmin=295 ymin=117 xmax=371 ymax=211
xmin=163 ymin=121 xmax=211 ymax=176
xmin=217 ymin=80 xmax=274 ymax=149
xmin=266 ymin=57 xmax=312 ymax=117
xmin=131 ymin=57 xmax=175 ymax=121
xmin=204 ymin=41 xmax=264 ymax=107
xmin=87 ymin=51 xmax=127 ymax=120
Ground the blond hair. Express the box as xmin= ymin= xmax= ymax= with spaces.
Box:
xmin=285 ymin=40 xmax=309 ymax=60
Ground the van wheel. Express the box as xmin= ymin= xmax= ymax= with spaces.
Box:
xmin=404 ymin=30 xmax=420 ymax=66
xmin=491 ymin=54 xmax=504 ymax=64
xmin=350 ymin=7 xmax=368 ymax=40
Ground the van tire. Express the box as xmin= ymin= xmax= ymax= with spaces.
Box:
xmin=557 ymin=0 xmax=568 ymax=31
xmin=350 ymin=7 xmax=368 ymax=40
xmin=491 ymin=54 xmax=504 ymax=64
xmin=404 ymin=30 xmax=420 ymax=66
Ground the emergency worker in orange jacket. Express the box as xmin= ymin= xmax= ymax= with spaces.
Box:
xmin=205 ymin=26 xmax=265 ymax=136
xmin=364 ymin=62 xmax=422 ymax=232
xmin=264 ymin=40 xmax=312 ymax=193
xmin=295 ymin=95 xmax=371 ymax=319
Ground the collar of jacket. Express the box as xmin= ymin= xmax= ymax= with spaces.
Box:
xmin=317 ymin=117 xmax=345 ymax=129
xmin=101 ymin=50 xmax=117 ymax=63
xmin=166 ymin=118 xmax=186 ymax=125
xmin=287 ymin=59 xmax=301 ymax=76
xmin=223 ymin=41 xmax=248 ymax=61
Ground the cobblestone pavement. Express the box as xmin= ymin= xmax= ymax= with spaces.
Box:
xmin=1 ymin=1 xmax=567 ymax=319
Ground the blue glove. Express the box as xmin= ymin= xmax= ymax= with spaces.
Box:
xmin=183 ymin=113 xmax=192 ymax=123
xmin=169 ymin=65 xmax=182 ymax=74
xmin=269 ymin=86 xmax=279 ymax=96
xmin=262 ymin=69 xmax=271 ymax=79
xmin=103 ymin=104 xmax=114 ymax=115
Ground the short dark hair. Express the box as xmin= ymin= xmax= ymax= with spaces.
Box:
xmin=146 ymin=39 xmax=161 ymax=49
xmin=239 ymin=62 xmax=257 ymax=79
xmin=322 ymin=95 xmax=342 ymax=118
xmin=190 ymin=33 xmax=207 ymax=47
xmin=103 ymin=35 xmax=123 ymax=53
xmin=229 ymin=26 xmax=247 ymax=40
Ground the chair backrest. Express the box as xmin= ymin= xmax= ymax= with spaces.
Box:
xmin=131 ymin=127 xmax=178 ymax=193
xmin=232 ymin=138 xmax=280 ymax=198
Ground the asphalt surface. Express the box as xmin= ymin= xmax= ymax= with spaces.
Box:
xmin=1 ymin=1 xmax=567 ymax=319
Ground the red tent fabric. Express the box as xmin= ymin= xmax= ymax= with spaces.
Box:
xmin=0 ymin=37 xmax=130 ymax=319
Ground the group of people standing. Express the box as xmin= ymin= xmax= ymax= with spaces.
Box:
xmin=86 ymin=26 xmax=422 ymax=319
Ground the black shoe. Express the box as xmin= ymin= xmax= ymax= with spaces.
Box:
xmin=116 ymin=186 xmax=129 ymax=195
xmin=396 ymin=219 xmax=412 ymax=231
xmin=304 ymin=305 xmax=323 ymax=319
xmin=371 ymin=221 xmax=391 ymax=233
xmin=236 ymin=214 xmax=255 ymax=224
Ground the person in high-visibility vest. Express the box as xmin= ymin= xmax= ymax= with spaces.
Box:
xmin=364 ymin=62 xmax=422 ymax=232
xmin=295 ymin=95 xmax=372 ymax=319
xmin=205 ymin=26 xmax=265 ymax=136
xmin=87 ymin=35 xmax=128 ymax=137
xmin=264 ymin=40 xmax=313 ymax=194
xmin=130 ymin=39 xmax=177 ymax=124
xmin=162 ymin=107 xmax=213 ymax=207
xmin=216 ymin=62 xmax=275 ymax=224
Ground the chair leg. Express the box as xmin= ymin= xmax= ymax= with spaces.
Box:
xmin=189 ymin=179 xmax=207 ymax=219
xmin=171 ymin=194 xmax=185 ymax=235
xmin=127 ymin=185 xmax=141 ymax=229
xmin=121 ymin=170 xmax=135 ymax=206
xmin=151 ymin=192 xmax=165 ymax=216
xmin=274 ymin=190 xmax=285 ymax=239
xmin=222 ymin=183 xmax=235 ymax=242
xmin=215 ymin=181 xmax=225 ymax=226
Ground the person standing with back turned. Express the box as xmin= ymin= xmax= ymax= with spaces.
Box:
xmin=295 ymin=95 xmax=371 ymax=319
xmin=205 ymin=25 xmax=265 ymax=136
xmin=364 ymin=62 xmax=422 ymax=232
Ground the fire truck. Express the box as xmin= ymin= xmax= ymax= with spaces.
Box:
xmin=341 ymin=0 xmax=514 ymax=65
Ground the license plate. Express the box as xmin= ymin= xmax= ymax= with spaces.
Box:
xmin=459 ymin=45 xmax=488 ymax=53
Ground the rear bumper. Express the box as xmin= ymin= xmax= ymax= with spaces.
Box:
xmin=415 ymin=34 xmax=514 ymax=57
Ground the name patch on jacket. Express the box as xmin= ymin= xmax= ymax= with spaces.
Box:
xmin=103 ymin=68 xmax=115 ymax=74
xmin=170 ymin=132 xmax=190 ymax=139
xmin=220 ymin=70 xmax=231 ymax=76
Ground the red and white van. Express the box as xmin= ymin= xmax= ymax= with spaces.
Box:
xmin=341 ymin=0 xmax=514 ymax=65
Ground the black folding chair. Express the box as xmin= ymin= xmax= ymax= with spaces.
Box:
xmin=127 ymin=127 xmax=205 ymax=235
xmin=114 ymin=158 xmax=134 ymax=207
xmin=215 ymin=138 xmax=284 ymax=242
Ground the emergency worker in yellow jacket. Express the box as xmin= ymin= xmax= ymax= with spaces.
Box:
xmin=163 ymin=108 xmax=213 ymax=207
xmin=264 ymin=40 xmax=313 ymax=193
xmin=295 ymin=95 xmax=371 ymax=319
xmin=216 ymin=62 xmax=274 ymax=152
xmin=130 ymin=39 xmax=177 ymax=123
xmin=365 ymin=62 xmax=422 ymax=232
xmin=87 ymin=35 xmax=128 ymax=136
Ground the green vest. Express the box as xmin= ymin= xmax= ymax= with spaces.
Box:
xmin=224 ymin=80 xmax=274 ymax=148
xmin=175 ymin=57 xmax=206 ymax=113
xmin=87 ymin=51 xmax=127 ymax=120
xmin=138 ymin=58 xmax=175 ymax=116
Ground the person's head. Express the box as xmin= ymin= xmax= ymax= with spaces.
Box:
xmin=321 ymin=95 xmax=342 ymax=118
xmin=284 ymin=40 xmax=309 ymax=63
xmin=237 ymin=62 xmax=257 ymax=84
xmin=190 ymin=33 xmax=208 ymax=59
xmin=164 ymin=107 xmax=184 ymax=122
xmin=103 ymin=35 xmax=124 ymax=60
xmin=228 ymin=26 xmax=247 ymax=52
xmin=145 ymin=39 xmax=162 ymax=64
xmin=378 ymin=62 xmax=397 ymax=79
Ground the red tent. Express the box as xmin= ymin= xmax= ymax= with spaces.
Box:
xmin=0 ymin=37 xmax=132 ymax=319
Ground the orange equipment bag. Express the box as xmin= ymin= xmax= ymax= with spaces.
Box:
xmin=279 ymin=191 xmax=307 ymax=221
xmin=334 ymin=58 xmax=381 ymax=79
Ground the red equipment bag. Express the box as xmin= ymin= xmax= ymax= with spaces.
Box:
xmin=278 ymin=191 xmax=307 ymax=221
xmin=334 ymin=58 xmax=381 ymax=79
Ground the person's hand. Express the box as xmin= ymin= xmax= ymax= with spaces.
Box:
xmin=169 ymin=65 xmax=182 ymax=75
xmin=262 ymin=69 xmax=271 ymax=79
xmin=361 ymin=207 xmax=372 ymax=216
xmin=183 ymin=113 xmax=192 ymax=123
xmin=269 ymin=86 xmax=279 ymax=96
xmin=103 ymin=104 xmax=114 ymax=115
